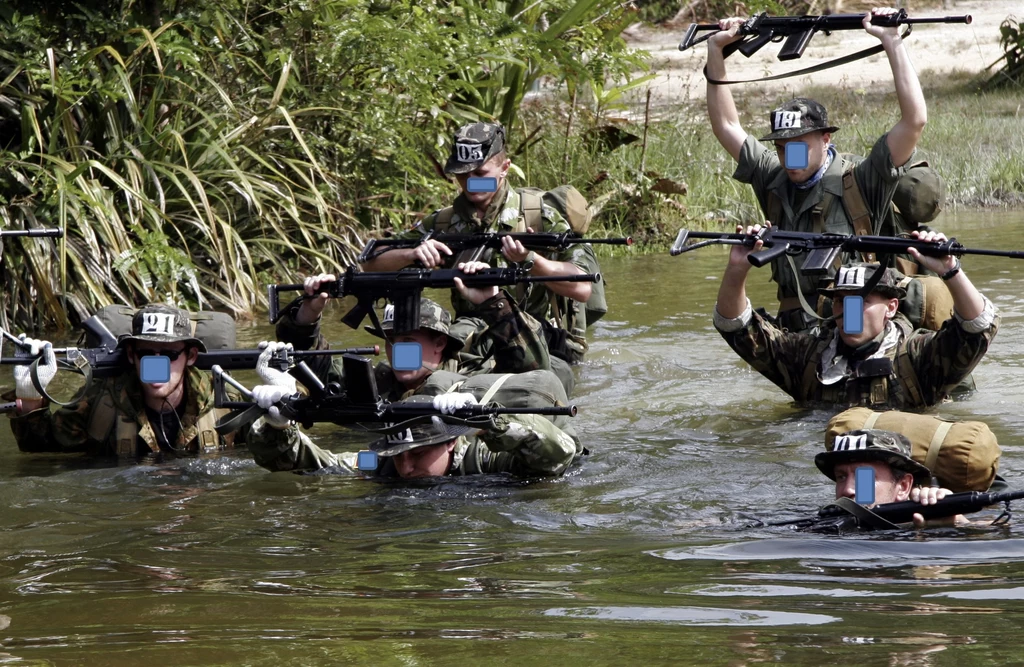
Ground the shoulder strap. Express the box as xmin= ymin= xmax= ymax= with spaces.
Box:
xmin=518 ymin=190 xmax=543 ymax=231
xmin=893 ymin=319 xmax=925 ymax=407
xmin=925 ymin=421 xmax=954 ymax=472
xmin=842 ymin=166 xmax=875 ymax=262
xmin=434 ymin=207 xmax=455 ymax=232
xmin=480 ymin=374 xmax=513 ymax=404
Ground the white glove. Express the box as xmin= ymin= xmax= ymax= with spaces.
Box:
xmin=433 ymin=392 xmax=479 ymax=415
xmin=255 ymin=341 xmax=297 ymax=394
xmin=252 ymin=384 xmax=295 ymax=429
xmin=13 ymin=335 xmax=57 ymax=400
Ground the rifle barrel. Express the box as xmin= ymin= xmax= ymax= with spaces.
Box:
xmin=0 ymin=228 xmax=64 ymax=238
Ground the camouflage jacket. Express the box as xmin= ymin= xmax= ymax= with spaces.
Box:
xmin=249 ymin=412 xmax=579 ymax=478
xmin=405 ymin=182 xmax=601 ymax=334
xmin=276 ymin=290 xmax=550 ymax=400
xmin=714 ymin=298 xmax=999 ymax=409
xmin=9 ymin=366 xmax=309 ymax=459
xmin=734 ymin=133 xmax=912 ymax=308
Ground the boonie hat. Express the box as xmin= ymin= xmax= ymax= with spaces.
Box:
xmin=116 ymin=304 xmax=207 ymax=352
xmin=815 ymin=428 xmax=931 ymax=484
xmin=760 ymin=97 xmax=840 ymax=141
xmin=369 ymin=398 xmax=475 ymax=457
xmin=364 ymin=298 xmax=464 ymax=352
xmin=817 ymin=263 xmax=907 ymax=300
xmin=443 ymin=122 xmax=506 ymax=175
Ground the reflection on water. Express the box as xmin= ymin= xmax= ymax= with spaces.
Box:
xmin=2 ymin=212 xmax=1024 ymax=663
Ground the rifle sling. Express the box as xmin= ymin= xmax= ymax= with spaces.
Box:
xmin=704 ymin=25 xmax=911 ymax=85
xmin=823 ymin=497 xmax=901 ymax=531
xmin=215 ymin=405 xmax=264 ymax=436
xmin=32 ymin=354 xmax=94 ymax=407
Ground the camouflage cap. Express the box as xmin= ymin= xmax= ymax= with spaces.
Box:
xmin=815 ymin=428 xmax=931 ymax=484
xmin=443 ymin=122 xmax=506 ymax=175
xmin=817 ymin=263 xmax=907 ymax=300
xmin=760 ymin=98 xmax=840 ymax=141
xmin=894 ymin=163 xmax=946 ymax=224
xmin=116 ymin=303 xmax=207 ymax=352
xmin=363 ymin=297 xmax=464 ymax=352
xmin=369 ymin=398 xmax=475 ymax=457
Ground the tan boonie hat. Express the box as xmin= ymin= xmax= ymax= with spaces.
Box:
xmin=817 ymin=263 xmax=907 ymax=300
xmin=364 ymin=298 xmax=464 ymax=352
xmin=116 ymin=304 xmax=207 ymax=352
xmin=760 ymin=97 xmax=839 ymax=141
xmin=815 ymin=428 xmax=931 ymax=484
xmin=443 ymin=122 xmax=506 ymax=175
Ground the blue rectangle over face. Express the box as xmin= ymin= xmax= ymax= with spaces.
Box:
xmin=842 ymin=295 xmax=864 ymax=335
xmin=357 ymin=450 xmax=379 ymax=471
xmin=391 ymin=342 xmax=422 ymax=371
xmin=855 ymin=466 xmax=875 ymax=505
xmin=466 ymin=177 xmax=498 ymax=193
xmin=140 ymin=355 xmax=171 ymax=384
xmin=784 ymin=141 xmax=809 ymax=170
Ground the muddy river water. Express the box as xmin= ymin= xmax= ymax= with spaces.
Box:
xmin=2 ymin=211 xmax=1024 ymax=665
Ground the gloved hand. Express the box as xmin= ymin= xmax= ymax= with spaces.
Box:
xmin=252 ymin=384 xmax=295 ymax=429
xmin=432 ymin=392 xmax=479 ymax=415
xmin=254 ymin=341 xmax=298 ymax=429
xmin=255 ymin=341 xmax=298 ymax=393
xmin=13 ymin=335 xmax=57 ymax=400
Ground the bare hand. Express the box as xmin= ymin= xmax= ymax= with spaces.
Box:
xmin=863 ymin=7 xmax=901 ymax=42
xmin=454 ymin=261 xmax=499 ymax=305
xmin=910 ymin=485 xmax=966 ymax=528
xmin=907 ymin=229 xmax=958 ymax=276
xmin=727 ymin=223 xmax=767 ymax=269
xmin=412 ymin=239 xmax=453 ymax=268
xmin=708 ymin=17 xmax=745 ymax=49
xmin=501 ymin=230 xmax=532 ymax=263
xmin=296 ymin=273 xmax=336 ymax=324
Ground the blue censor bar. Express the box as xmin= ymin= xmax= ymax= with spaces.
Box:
xmin=855 ymin=466 xmax=875 ymax=505
xmin=842 ymin=295 xmax=864 ymax=335
xmin=466 ymin=177 xmax=498 ymax=193
xmin=140 ymin=355 xmax=171 ymax=384
xmin=357 ymin=450 xmax=379 ymax=471
xmin=391 ymin=342 xmax=422 ymax=371
xmin=784 ymin=142 xmax=809 ymax=170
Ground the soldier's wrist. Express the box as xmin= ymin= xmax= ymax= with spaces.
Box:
xmin=940 ymin=258 xmax=961 ymax=281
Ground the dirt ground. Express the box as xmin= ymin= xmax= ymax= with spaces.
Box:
xmin=624 ymin=0 xmax=1017 ymax=111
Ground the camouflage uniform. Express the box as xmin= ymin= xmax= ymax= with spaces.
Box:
xmin=735 ymin=98 xmax=917 ymax=331
xmin=276 ymin=293 xmax=551 ymax=401
xmin=714 ymin=295 xmax=999 ymax=410
xmin=250 ymin=412 xmax=579 ymax=478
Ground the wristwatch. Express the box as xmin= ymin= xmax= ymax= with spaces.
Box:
xmin=940 ymin=257 xmax=961 ymax=281
xmin=520 ymin=250 xmax=537 ymax=272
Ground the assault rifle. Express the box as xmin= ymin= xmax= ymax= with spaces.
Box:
xmin=765 ymin=489 xmax=1024 ymax=532
xmin=212 ymin=353 xmax=576 ymax=432
xmin=670 ymin=228 xmax=1024 ymax=276
xmin=0 ymin=228 xmax=64 ymax=238
xmin=267 ymin=265 xmax=600 ymax=333
xmin=0 ymin=318 xmax=378 ymax=407
xmin=357 ymin=231 xmax=632 ymax=264
xmin=678 ymin=10 xmax=972 ymax=61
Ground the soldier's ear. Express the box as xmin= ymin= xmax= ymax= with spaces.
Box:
xmin=186 ymin=346 xmax=199 ymax=366
xmin=885 ymin=298 xmax=899 ymax=319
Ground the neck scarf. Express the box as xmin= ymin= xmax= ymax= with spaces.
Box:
xmin=795 ymin=144 xmax=837 ymax=190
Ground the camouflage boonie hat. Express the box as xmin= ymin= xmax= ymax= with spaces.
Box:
xmin=817 ymin=263 xmax=907 ymax=300
xmin=364 ymin=298 xmax=464 ymax=352
xmin=816 ymin=429 xmax=931 ymax=484
xmin=443 ymin=122 xmax=506 ymax=175
xmin=894 ymin=164 xmax=946 ymax=224
xmin=760 ymin=97 xmax=839 ymax=141
xmin=116 ymin=304 xmax=207 ymax=352
xmin=369 ymin=397 xmax=474 ymax=457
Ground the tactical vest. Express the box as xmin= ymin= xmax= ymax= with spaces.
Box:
xmin=799 ymin=315 xmax=924 ymax=410
xmin=85 ymin=382 xmax=234 ymax=458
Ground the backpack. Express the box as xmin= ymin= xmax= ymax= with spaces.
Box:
xmin=84 ymin=305 xmax=237 ymax=350
xmin=826 ymin=407 xmax=1000 ymax=492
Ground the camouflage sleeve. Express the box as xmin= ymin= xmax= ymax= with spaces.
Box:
xmin=468 ymin=290 xmax=550 ymax=373
xmin=8 ymin=380 xmax=105 ymax=453
xmin=246 ymin=418 xmax=357 ymax=472
xmin=715 ymin=306 xmax=820 ymax=400
xmin=274 ymin=308 xmax=344 ymax=386
xmin=468 ymin=413 xmax=578 ymax=476
xmin=906 ymin=299 xmax=1000 ymax=405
